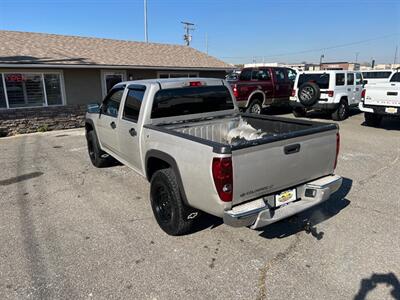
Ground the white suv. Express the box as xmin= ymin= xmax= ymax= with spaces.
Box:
xmin=290 ymin=70 xmax=363 ymax=120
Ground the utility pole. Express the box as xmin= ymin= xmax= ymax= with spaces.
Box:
xmin=394 ymin=45 xmax=398 ymax=66
xmin=319 ymin=54 xmax=324 ymax=69
xmin=181 ymin=21 xmax=195 ymax=46
xmin=144 ymin=0 xmax=148 ymax=42
xmin=355 ymin=52 xmax=359 ymax=63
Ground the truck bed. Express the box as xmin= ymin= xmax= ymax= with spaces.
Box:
xmin=163 ymin=113 xmax=337 ymax=150
xmin=155 ymin=113 xmax=339 ymax=205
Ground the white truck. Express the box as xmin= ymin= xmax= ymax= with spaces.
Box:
xmin=290 ymin=70 xmax=364 ymax=121
xmin=359 ymin=71 xmax=400 ymax=126
xmin=85 ymin=78 xmax=342 ymax=235
xmin=362 ymin=69 xmax=397 ymax=85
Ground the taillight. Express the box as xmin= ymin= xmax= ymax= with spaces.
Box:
xmin=327 ymin=90 xmax=334 ymax=97
xmin=212 ymin=157 xmax=233 ymax=202
xmin=189 ymin=81 xmax=202 ymax=87
xmin=291 ymin=89 xmax=296 ymax=97
xmin=361 ymin=89 xmax=366 ymax=100
xmin=334 ymin=132 xmax=340 ymax=170
xmin=233 ymin=85 xmax=239 ymax=98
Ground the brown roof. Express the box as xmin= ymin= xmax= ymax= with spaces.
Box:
xmin=0 ymin=30 xmax=231 ymax=70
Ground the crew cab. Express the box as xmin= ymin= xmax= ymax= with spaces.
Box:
xmin=359 ymin=71 xmax=400 ymax=126
xmin=230 ymin=67 xmax=296 ymax=114
xmin=85 ymin=78 xmax=342 ymax=236
xmin=290 ymin=70 xmax=363 ymax=121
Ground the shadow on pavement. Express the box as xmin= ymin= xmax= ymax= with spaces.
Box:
xmin=354 ymin=272 xmax=400 ymax=300
xmin=262 ymin=106 xmax=293 ymax=116
xmin=0 ymin=171 xmax=44 ymax=186
xmin=190 ymin=213 xmax=223 ymax=234
xmin=257 ymin=177 xmax=353 ymax=240
xmin=306 ymin=108 xmax=362 ymax=120
xmin=361 ymin=118 xmax=400 ymax=131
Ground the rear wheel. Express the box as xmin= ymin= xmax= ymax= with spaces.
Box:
xmin=293 ymin=107 xmax=307 ymax=118
xmin=364 ymin=112 xmax=382 ymax=127
xmin=332 ymin=99 xmax=349 ymax=121
xmin=246 ymin=99 xmax=263 ymax=114
xmin=150 ymin=169 xmax=196 ymax=236
xmin=86 ymin=131 xmax=113 ymax=168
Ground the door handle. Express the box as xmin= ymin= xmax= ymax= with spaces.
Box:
xmin=347 ymin=88 xmax=351 ymax=92
xmin=110 ymin=121 xmax=116 ymax=129
xmin=284 ymin=144 xmax=301 ymax=155
xmin=129 ymin=128 xmax=137 ymax=137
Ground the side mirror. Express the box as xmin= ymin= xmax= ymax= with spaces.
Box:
xmin=362 ymin=80 xmax=368 ymax=85
xmin=87 ymin=103 xmax=101 ymax=114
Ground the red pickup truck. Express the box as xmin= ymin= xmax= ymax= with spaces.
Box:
xmin=230 ymin=67 xmax=296 ymax=114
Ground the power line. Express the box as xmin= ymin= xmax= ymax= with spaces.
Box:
xmin=220 ymin=33 xmax=400 ymax=60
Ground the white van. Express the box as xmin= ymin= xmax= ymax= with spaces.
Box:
xmin=290 ymin=70 xmax=363 ymax=121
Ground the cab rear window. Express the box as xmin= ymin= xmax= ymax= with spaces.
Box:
xmin=298 ymin=73 xmax=330 ymax=89
xmin=151 ymin=85 xmax=234 ymax=119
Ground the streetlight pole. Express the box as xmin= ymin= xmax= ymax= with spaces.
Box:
xmin=144 ymin=0 xmax=148 ymax=43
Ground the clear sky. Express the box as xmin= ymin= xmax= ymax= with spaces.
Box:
xmin=1 ymin=0 xmax=399 ymax=65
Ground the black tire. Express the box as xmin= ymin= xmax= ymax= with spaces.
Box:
xmin=364 ymin=112 xmax=382 ymax=127
xmin=331 ymin=99 xmax=349 ymax=121
xmin=293 ymin=107 xmax=307 ymax=118
xmin=150 ymin=169 xmax=196 ymax=236
xmin=246 ymin=98 xmax=263 ymax=114
xmin=86 ymin=130 xmax=112 ymax=168
xmin=298 ymin=82 xmax=320 ymax=107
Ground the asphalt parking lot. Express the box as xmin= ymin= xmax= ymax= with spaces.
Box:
xmin=0 ymin=111 xmax=399 ymax=300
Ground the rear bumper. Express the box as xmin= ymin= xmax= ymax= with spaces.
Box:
xmin=359 ymin=102 xmax=400 ymax=116
xmin=290 ymin=100 xmax=339 ymax=110
xmin=223 ymin=175 xmax=342 ymax=229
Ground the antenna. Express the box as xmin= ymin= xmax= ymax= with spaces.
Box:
xmin=394 ymin=45 xmax=398 ymax=66
xmin=205 ymin=32 xmax=208 ymax=54
xmin=181 ymin=21 xmax=195 ymax=46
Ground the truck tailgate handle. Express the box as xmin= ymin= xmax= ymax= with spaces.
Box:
xmin=284 ymin=144 xmax=301 ymax=155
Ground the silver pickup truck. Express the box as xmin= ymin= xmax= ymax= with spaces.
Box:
xmin=85 ymin=78 xmax=342 ymax=235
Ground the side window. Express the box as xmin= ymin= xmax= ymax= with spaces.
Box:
xmin=123 ymin=87 xmax=146 ymax=122
xmin=336 ymin=73 xmax=345 ymax=86
xmin=251 ymin=69 xmax=271 ymax=80
xmin=347 ymin=73 xmax=354 ymax=85
xmin=390 ymin=72 xmax=400 ymax=82
xmin=355 ymin=73 xmax=363 ymax=85
xmin=287 ymin=69 xmax=297 ymax=82
xmin=102 ymin=89 xmax=124 ymax=117
xmin=274 ymin=69 xmax=286 ymax=83
xmin=239 ymin=69 xmax=252 ymax=81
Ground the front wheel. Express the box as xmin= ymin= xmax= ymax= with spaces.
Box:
xmin=364 ymin=112 xmax=382 ymax=127
xmin=150 ymin=169 xmax=196 ymax=236
xmin=331 ymin=100 xmax=349 ymax=121
xmin=246 ymin=99 xmax=263 ymax=114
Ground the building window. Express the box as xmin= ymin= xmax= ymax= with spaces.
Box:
xmin=158 ymin=72 xmax=199 ymax=79
xmin=0 ymin=72 xmax=64 ymax=109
